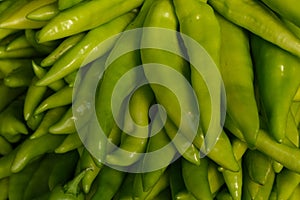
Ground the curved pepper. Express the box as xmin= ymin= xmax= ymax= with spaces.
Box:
xmin=37 ymin=0 xmax=143 ymax=42
xmin=49 ymin=169 xmax=89 ymax=200
xmin=217 ymin=13 xmax=259 ymax=147
xmin=251 ymin=34 xmax=300 ymax=143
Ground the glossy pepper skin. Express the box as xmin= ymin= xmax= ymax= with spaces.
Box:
xmin=49 ymin=169 xmax=89 ymax=200
xmin=208 ymin=0 xmax=300 ymax=58
xmin=174 ymin=0 xmax=239 ymax=172
xmin=217 ymin=13 xmax=259 ymax=147
xmin=37 ymin=0 xmax=144 ymax=42
xmin=251 ymin=34 xmax=300 ymax=143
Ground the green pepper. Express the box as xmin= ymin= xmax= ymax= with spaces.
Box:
xmin=275 ymin=168 xmax=300 ymax=200
xmin=6 ymin=34 xmax=31 ymax=51
xmin=216 ymin=188 xmax=233 ymax=200
xmin=141 ymin=114 xmax=177 ymax=192
xmin=91 ymin=166 xmax=125 ymax=200
xmin=37 ymin=11 xmax=135 ymax=86
xmin=11 ymin=133 xmax=66 ymax=173
xmin=260 ymin=0 xmax=300 ymax=27
xmin=49 ymin=169 xmax=89 ymax=200
xmin=34 ymin=86 xmax=73 ymax=115
xmin=289 ymin=184 xmax=300 ymax=200
xmin=23 ymin=76 xmax=48 ymax=121
xmin=26 ymin=2 xmax=59 ymax=21
xmin=251 ymin=34 xmax=300 ymax=143
xmin=0 ymin=45 xmax=41 ymax=59
xmin=0 ymin=80 xmax=26 ymax=112
xmin=0 ymin=135 xmax=12 ymax=155
xmin=174 ymin=0 xmax=239 ymax=172
xmin=208 ymin=0 xmax=300 ymax=58
xmin=32 ymin=60 xmax=66 ymax=91
xmin=182 ymin=157 xmax=213 ymax=200
xmin=0 ymin=146 xmax=20 ymax=179
xmin=116 ymin=173 xmax=135 ymax=199
xmin=4 ymin=62 xmax=34 ymax=87
xmin=217 ymin=13 xmax=259 ymax=147
xmin=40 ymin=32 xmax=85 ymax=67
xmin=207 ymin=160 xmax=225 ymax=197
xmin=0 ymin=98 xmax=28 ymax=141
xmin=170 ymin=159 xmax=187 ymax=200
xmin=0 ymin=58 xmax=31 ymax=79
xmin=58 ymin=0 xmax=85 ymax=10
xmin=79 ymin=149 xmax=102 ymax=194
xmin=30 ymin=106 xmax=67 ymax=139
xmin=37 ymin=0 xmax=143 ymax=42
xmin=49 ymin=107 xmax=76 ymax=134
xmin=0 ymin=0 xmax=55 ymax=29
xmin=55 ymin=132 xmax=83 ymax=153
xmin=0 ymin=177 xmax=9 ymax=200
xmin=8 ymin=158 xmax=41 ymax=200
xmin=105 ymin=84 xmax=154 ymax=167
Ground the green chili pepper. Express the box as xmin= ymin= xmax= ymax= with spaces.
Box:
xmin=0 ymin=146 xmax=20 ymax=179
xmin=8 ymin=158 xmax=41 ymax=200
xmin=175 ymin=191 xmax=197 ymax=200
xmin=294 ymin=87 xmax=300 ymax=101
xmin=174 ymin=0 xmax=221 ymax=149
xmin=34 ymin=86 xmax=73 ymax=115
xmin=0 ymin=0 xmax=54 ymax=29
xmin=0 ymin=59 xmax=31 ymax=78
xmin=4 ymin=62 xmax=34 ymax=87
xmin=32 ymin=60 xmax=66 ymax=91
xmin=289 ymin=184 xmax=300 ymax=200
xmin=174 ymin=0 xmax=239 ymax=172
xmin=64 ymin=69 xmax=78 ymax=87
xmin=6 ymin=34 xmax=31 ymax=51
xmin=220 ymin=139 xmax=246 ymax=200
xmin=24 ymin=153 xmax=62 ymax=200
xmin=260 ymin=0 xmax=300 ymax=27
xmin=182 ymin=157 xmax=213 ymax=200
xmin=23 ymin=76 xmax=48 ymax=121
xmin=79 ymin=149 xmax=102 ymax=194
xmin=48 ymin=150 xmax=79 ymax=190
xmin=0 ymin=177 xmax=9 ymax=200
xmin=164 ymin=118 xmax=201 ymax=166
xmin=216 ymin=188 xmax=233 ymax=200
xmin=0 ymin=28 xmax=18 ymax=41
xmin=55 ymin=132 xmax=83 ymax=153
xmin=244 ymin=149 xmax=273 ymax=185
xmin=141 ymin=0 xmax=199 ymax=144
xmin=105 ymin=85 xmax=154 ymax=167
xmin=170 ymin=159 xmax=186 ymax=200
xmin=30 ymin=106 xmax=67 ymax=139
xmin=11 ymin=133 xmax=66 ymax=173
xmin=207 ymin=160 xmax=225 ymax=197
xmin=0 ymin=80 xmax=26 ymax=112
xmin=141 ymin=115 xmax=177 ymax=192
xmin=41 ymin=32 xmax=85 ymax=67
xmin=217 ymin=13 xmax=259 ymax=147
xmin=91 ymin=166 xmax=125 ymax=200
xmin=133 ymin=170 xmax=170 ymax=200
xmin=285 ymin=111 xmax=299 ymax=148
xmin=49 ymin=106 xmax=76 ymax=134
xmin=253 ymin=167 xmax=275 ymax=200
xmin=116 ymin=173 xmax=135 ymax=199
xmin=95 ymin=0 xmax=151 ymax=158
xmin=26 ymin=2 xmax=59 ymax=21
xmin=37 ymin=11 xmax=135 ymax=86
xmin=255 ymin=129 xmax=300 ymax=174
xmin=58 ymin=0 xmax=85 ymax=10
xmin=49 ymin=169 xmax=89 ymax=200
xmin=275 ymin=168 xmax=300 ymax=200
xmin=25 ymin=29 xmax=59 ymax=55
xmin=152 ymin=188 xmax=172 ymax=200
xmin=251 ymin=34 xmax=300 ymax=143
xmin=0 ymin=135 xmax=12 ymax=155
xmin=0 ymin=98 xmax=28 ymax=140
xmin=37 ymin=0 xmax=143 ymax=42
xmin=208 ymin=0 xmax=300 ymax=58
xmin=0 ymin=45 xmax=41 ymax=58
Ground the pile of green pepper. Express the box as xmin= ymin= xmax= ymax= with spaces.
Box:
xmin=0 ymin=0 xmax=300 ymax=199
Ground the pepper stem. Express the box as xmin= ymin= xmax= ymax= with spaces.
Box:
xmin=64 ymin=168 xmax=92 ymax=195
